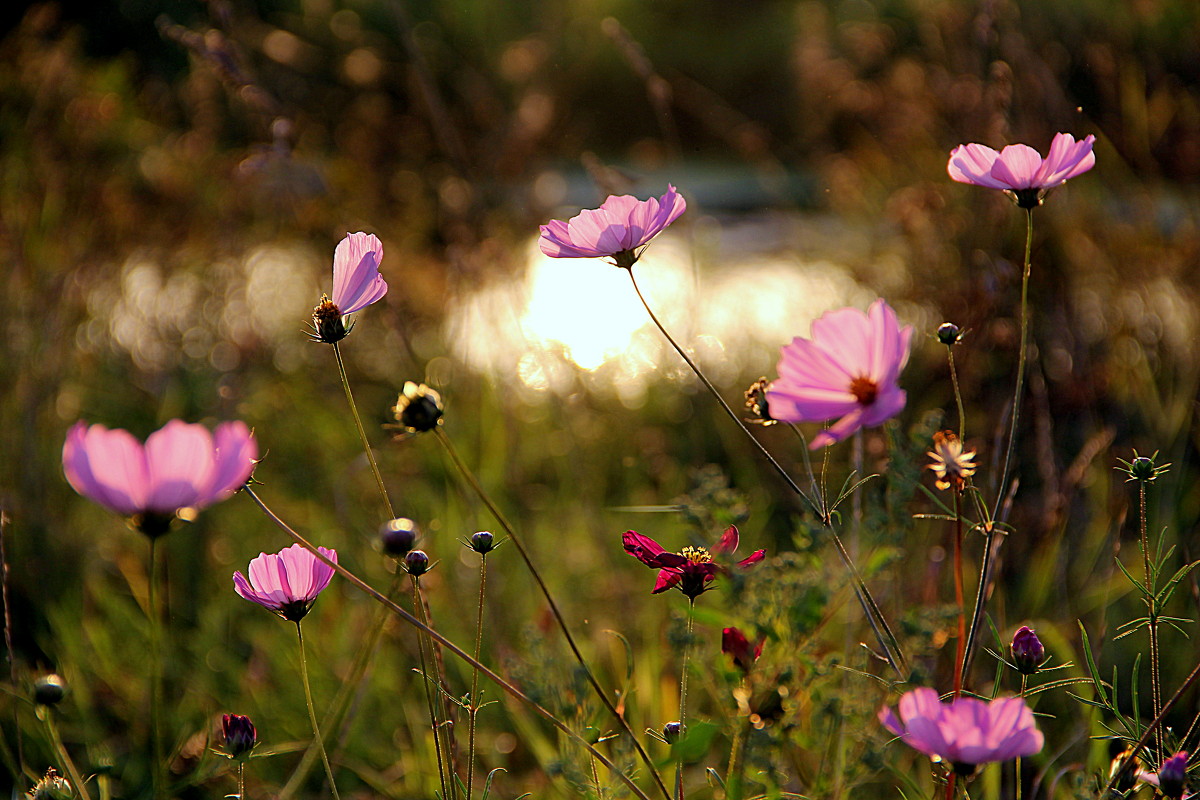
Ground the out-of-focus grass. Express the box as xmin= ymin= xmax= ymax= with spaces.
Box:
xmin=4 ymin=0 xmax=1200 ymax=797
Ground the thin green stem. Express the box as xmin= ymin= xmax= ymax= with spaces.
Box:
xmin=332 ymin=341 xmax=395 ymax=519
xmin=947 ymin=347 xmax=966 ymax=443
xmin=1140 ymin=481 xmax=1164 ymax=763
xmin=995 ymin=209 xmax=1034 ymax=508
xmin=147 ymin=536 xmax=164 ymax=800
xmin=724 ymin=716 xmax=749 ymax=800
xmin=432 ymin=427 xmax=672 ymax=800
xmin=237 ymin=761 xmax=245 ymax=800
xmin=242 ymin=488 xmax=656 ymax=800
xmin=412 ymin=577 xmax=452 ymax=800
xmin=466 ymin=555 xmax=488 ymax=800
xmin=675 ymin=606 xmax=694 ymax=800
xmin=626 ymin=267 xmax=908 ymax=677
xmin=295 ymin=622 xmax=342 ymax=800
xmin=41 ymin=711 xmax=94 ymax=800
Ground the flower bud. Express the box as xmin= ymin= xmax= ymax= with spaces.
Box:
xmin=393 ymin=382 xmax=444 ymax=433
xmin=403 ymin=549 xmax=430 ymax=576
xmin=662 ymin=721 xmax=684 ymax=743
xmin=937 ymin=322 xmax=961 ymax=346
xmin=380 ymin=518 xmax=419 ymax=557
xmin=469 ymin=531 xmax=495 ymax=554
xmin=222 ymin=713 xmax=257 ymax=760
xmin=33 ymin=674 xmax=67 ymax=707
xmin=1158 ymin=751 xmax=1189 ymax=800
xmin=1010 ymin=626 xmax=1045 ymax=675
xmin=1130 ymin=456 xmax=1156 ymax=482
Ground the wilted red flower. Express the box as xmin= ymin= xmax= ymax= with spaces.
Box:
xmin=623 ymin=525 xmax=764 ymax=600
xmin=722 ymin=627 xmax=765 ymax=673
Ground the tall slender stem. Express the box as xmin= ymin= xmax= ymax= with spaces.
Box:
xmin=147 ymin=537 xmax=164 ymax=800
xmin=626 ymin=267 xmax=908 ymax=677
xmin=1140 ymin=481 xmax=1164 ymax=763
xmin=675 ymin=606 xmax=695 ymax=800
xmin=466 ymin=555 xmax=488 ymax=800
xmin=995 ymin=209 xmax=1034 ymax=508
xmin=242 ymin=488 xmax=655 ymax=800
xmin=332 ymin=341 xmax=395 ymax=519
xmin=236 ymin=762 xmax=245 ymax=800
xmin=1104 ymin=657 xmax=1200 ymax=794
xmin=412 ymin=577 xmax=452 ymax=800
xmin=952 ymin=491 xmax=965 ymax=697
xmin=947 ymin=347 xmax=966 ymax=442
xmin=433 ymin=427 xmax=672 ymax=800
xmin=295 ymin=622 xmax=342 ymax=800
xmin=42 ymin=711 xmax=94 ymax=800
xmin=1015 ymin=675 xmax=1027 ymax=800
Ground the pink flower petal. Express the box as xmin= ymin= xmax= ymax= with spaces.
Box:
xmin=332 ymin=232 xmax=388 ymax=314
xmin=947 ymin=143 xmax=1009 ymax=189
xmin=144 ymin=420 xmax=215 ymax=513
xmin=538 ymin=186 xmax=686 ymax=261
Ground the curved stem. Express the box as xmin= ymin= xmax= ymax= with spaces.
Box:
xmin=466 ymin=555 xmax=487 ymax=800
xmin=626 ymin=268 xmax=908 ymax=677
xmin=960 ymin=523 xmax=997 ymax=681
xmin=42 ymin=711 xmax=94 ymax=800
xmin=332 ymin=342 xmax=395 ymax=519
xmin=295 ymin=622 xmax=342 ymax=800
xmin=147 ymin=537 xmax=164 ymax=800
xmin=242 ymin=487 xmax=656 ymax=800
xmin=433 ymin=427 xmax=672 ymax=800
xmin=995 ymin=209 xmax=1034 ymax=509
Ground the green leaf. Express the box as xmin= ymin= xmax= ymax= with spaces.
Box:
xmin=1079 ymin=622 xmax=1110 ymax=706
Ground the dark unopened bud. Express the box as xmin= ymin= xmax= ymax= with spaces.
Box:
xmin=393 ymin=382 xmax=444 ymax=433
xmin=937 ymin=322 xmax=961 ymax=346
xmin=1010 ymin=626 xmax=1045 ymax=675
xmin=222 ymin=713 xmax=257 ymax=760
xmin=469 ymin=531 xmax=495 ymax=554
xmin=1158 ymin=751 xmax=1189 ymax=800
xmin=662 ymin=721 xmax=684 ymax=743
xmin=1130 ymin=456 xmax=1156 ymax=482
xmin=33 ymin=674 xmax=67 ymax=706
xmin=403 ymin=549 xmax=430 ymax=576
xmin=381 ymin=518 xmax=419 ymax=557
xmin=311 ymin=296 xmax=348 ymax=344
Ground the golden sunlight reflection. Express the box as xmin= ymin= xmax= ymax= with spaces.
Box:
xmin=445 ymin=232 xmax=878 ymax=402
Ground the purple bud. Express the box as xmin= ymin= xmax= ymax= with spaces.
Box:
xmin=1010 ymin=626 xmax=1045 ymax=675
xmin=662 ymin=721 xmax=684 ymax=743
xmin=381 ymin=518 xmax=419 ymax=557
xmin=937 ymin=322 xmax=962 ymax=346
xmin=1159 ymin=751 xmax=1189 ymax=799
xmin=469 ymin=531 xmax=495 ymax=554
xmin=222 ymin=713 xmax=257 ymax=759
xmin=404 ymin=549 xmax=430 ymax=576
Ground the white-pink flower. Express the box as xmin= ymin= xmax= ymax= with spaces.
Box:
xmin=311 ymin=232 xmax=387 ymax=343
xmin=63 ymin=420 xmax=258 ymax=536
xmin=539 ymin=185 xmax=686 ymax=269
xmin=947 ymin=132 xmax=1096 ymax=208
xmin=233 ymin=544 xmax=338 ymax=622
xmin=766 ymin=300 xmax=912 ymax=448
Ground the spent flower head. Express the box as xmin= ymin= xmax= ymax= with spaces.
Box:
xmin=63 ymin=420 xmax=258 ymax=538
xmin=392 ymin=382 xmax=444 ymax=433
xmin=878 ymin=687 xmax=1043 ymax=774
xmin=947 ymin=132 xmax=1096 ymax=209
xmin=623 ymin=525 xmax=764 ymax=601
xmin=310 ymin=232 xmax=387 ymax=343
xmin=233 ymin=544 xmax=338 ymax=623
xmin=927 ymin=431 xmax=977 ymax=492
xmin=743 ymin=377 xmax=776 ymax=426
xmin=27 ymin=768 xmax=73 ymax=800
xmin=538 ymin=185 xmax=686 ymax=270
xmin=767 ymin=299 xmax=912 ymax=448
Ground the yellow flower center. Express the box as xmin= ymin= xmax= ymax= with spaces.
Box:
xmin=680 ymin=546 xmax=712 ymax=564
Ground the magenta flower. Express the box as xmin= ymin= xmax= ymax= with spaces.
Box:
xmin=221 ymin=713 xmax=257 ymax=760
xmin=766 ymin=299 xmax=912 ymax=448
xmin=623 ymin=525 xmax=764 ymax=601
xmin=538 ymin=185 xmax=686 ymax=269
xmin=63 ymin=420 xmax=258 ymax=537
xmin=878 ymin=687 xmax=1043 ymax=774
xmin=1141 ymin=751 xmax=1191 ymax=800
xmin=1010 ymin=626 xmax=1046 ymax=675
xmin=233 ymin=544 xmax=338 ymax=622
xmin=311 ymin=232 xmax=387 ymax=343
xmin=947 ymin=132 xmax=1096 ymax=208
xmin=722 ymin=627 xmax=765 ymax=674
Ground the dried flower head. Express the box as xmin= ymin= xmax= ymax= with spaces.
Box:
xmin=927 ymin=431 xmax=977 ymax=492
xmin=393 ymin=382 xmax=444 ymax=433
xmin=743 ymin=377 xmax=776 ymax=426
xmin=27 ymin=768 xmax=73 ymax=800
xmin=539 ymin=185 xmax=686 ymax=270
xmin=948 ymin=132 xmax=1096 ymax=209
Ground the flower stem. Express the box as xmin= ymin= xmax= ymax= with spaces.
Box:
xmin=1140 ymin=480 xmax=1164 ymax=763
xmin=237 ymin=761 xmax=245 ymax=800
xmin=147 ymin=536 xmax=164 ymax=800
xmin=294 ymin=622 xmax=342 ymax=800
xmin=952 ymin=491 xmax=965 ymax=697
xmin=675 ymin=605 xmax=694 ymax=800
xmin=466 ymin=554 xmax=488 ymax=800
xmin=41 ymin=710 xmax=94 ymax=800
xmin=432 ymin=427 xmax=672 ymax=800
xmin=244 ymin=487 xmax=656 ymax=800
xmin=626 ymin=267 xmax=908 ymax=677
xmin=724 ymin=716 xmax=749 ymax=800
xmin=412 ymin=576 xmax=452 ymax=800
xmin=332 ymin=341 xmax=395 ymax=519
xmin=1015 ymin=676 xmax=1027 ymax=800
xmin=995 ymin=209 xmax=1034 ymax=508
xmin=947 ymin=346 xmax=966 ymax=443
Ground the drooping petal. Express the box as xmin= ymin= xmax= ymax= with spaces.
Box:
xmin=809 ymin=406 xmax=868 ymax=449
xmin=651 ymin=568 xmax=682 ymax=594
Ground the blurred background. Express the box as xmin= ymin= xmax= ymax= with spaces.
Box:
xmin=3 ymin=0 xmax=1200 ymax=797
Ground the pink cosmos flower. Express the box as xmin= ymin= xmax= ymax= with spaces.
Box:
xmin=538 ymin=185 xmax=686 ymax=269
xmin=623 ymin=525 xmax=764 ymax=601
xmin=722 ymin=627 xmax=765 ymax=674
xmin=311 ymin=232 xmax=387 ymax=343
xmin=878 ymin=687 xmax=1043 ymax=774
xmin=233 ymin=544 xmax=338 ymax=623
xmin=947 ymin=132 xmax=1096 ymax=208
xmin=63 ymin=420 xmax=258 ymax=537
xmin=766 ymin=299 xmax=912 ymax=448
